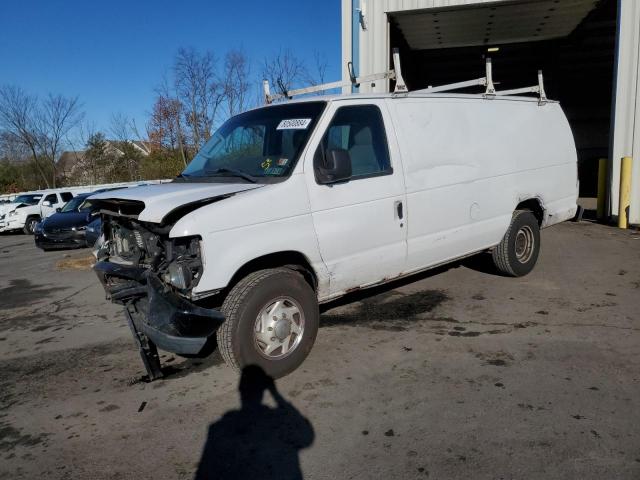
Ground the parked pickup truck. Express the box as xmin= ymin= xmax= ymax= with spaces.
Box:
xmin=0 ymin=190 xmax=76 ymax=234
xmin=91 ymin=92 xmax=578 ymax=379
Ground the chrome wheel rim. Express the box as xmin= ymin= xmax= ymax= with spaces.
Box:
xmin=515 ymin=225 xmax=534 ymax=263
xmin=253 ymin=296 xmax=305 ymax=359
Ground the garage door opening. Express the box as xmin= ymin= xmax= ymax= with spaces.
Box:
xmin=389 ymin=0 xmax=617 ymax=198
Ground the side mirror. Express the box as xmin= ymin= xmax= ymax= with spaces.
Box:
xmin=42 ymin=201 xmax=52 ymax=207
xmin=316 ymin=149 xmax=352 ymax=185
xmin=56 ymin=207 xmax=61 ymax=213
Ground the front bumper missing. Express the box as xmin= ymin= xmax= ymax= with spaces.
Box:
xmin=94 ymin=261 xmax=224 ymax=379
xmin=144 ymin=274 xmax=224 ymax=354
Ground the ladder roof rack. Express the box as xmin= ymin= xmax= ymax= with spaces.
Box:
xmin=262 ymin=50 xmax=548 ymax=105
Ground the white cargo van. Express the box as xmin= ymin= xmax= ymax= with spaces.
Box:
xmin=91 ymin=91 xmax=577 ymax=379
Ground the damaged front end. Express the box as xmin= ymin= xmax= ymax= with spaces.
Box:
xmin=94 ymin=214 xmax=223 ymax=379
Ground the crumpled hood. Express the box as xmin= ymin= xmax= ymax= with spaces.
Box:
xmin=0 ymin=203 xmax=23 ymax=217
xmin=89 ymin=182 xmax=264 ymax=223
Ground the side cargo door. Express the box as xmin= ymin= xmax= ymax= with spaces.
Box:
xmin=304 ymin=101 xmax=407 ymax=297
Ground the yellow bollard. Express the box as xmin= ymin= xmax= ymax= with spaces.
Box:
xmin=597 ymin=158 xmax=607 ymax=220
xmin=618 ymin=156 xmax=633 ymax=229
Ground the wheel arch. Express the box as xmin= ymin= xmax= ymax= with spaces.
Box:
xmin=226 ymin=250 xmax=318 ymax=294
xmin=23 ymin=214 xmax=42 ymax=234
xmin=515 ymin=197 xmax=545 ymax=226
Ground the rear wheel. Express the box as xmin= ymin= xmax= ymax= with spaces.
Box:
xmin=492 ymin=210 xmax=541 ymax=277
xmin=217 ymin=268 xmax=319 ymax=378
xmin=23 ymin=216 xmax=40 ymax=235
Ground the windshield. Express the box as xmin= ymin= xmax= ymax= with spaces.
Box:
xmin=13 ymin=194 xmax=42 ymax=205
xmin=181 ymin=102 xmax=326 ymax=182
xmin=61 ymin=196 xmax=93 ymax=213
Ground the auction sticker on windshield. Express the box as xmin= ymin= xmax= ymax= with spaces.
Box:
xmin=277 ymin=118 xmax=311 ymax=130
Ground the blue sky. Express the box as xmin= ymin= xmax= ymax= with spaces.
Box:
xmin=0 ymin=0 xmax=341 ymax=136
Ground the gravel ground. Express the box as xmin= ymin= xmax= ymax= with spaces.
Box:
xmin=0 ymin=220 xmax=639 ymax=479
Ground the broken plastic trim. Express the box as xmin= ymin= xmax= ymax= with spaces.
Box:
xmin=143 ymin=273 xmax=224 ymax=354
xmin=95 ymin=260 xmax=224 ymax=355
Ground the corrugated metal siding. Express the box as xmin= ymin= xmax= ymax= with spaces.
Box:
xmin=392 ymin=0 xmax=598 ymax=50
xmin=610 ymin=0 xmax=640 ymax=222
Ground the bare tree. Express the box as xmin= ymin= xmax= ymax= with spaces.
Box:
xmin=0 ymin=131 xmax=31 ymax=189
xmin=222 ymin=49 xmax=252 ymax=118
xmin=173 ymin=47 xmax=222 ymax=150
xmin=34 ymin=93 xmax=84 ymax=187
xmin=308 ymin=50 xmax=329 ymax=86
xmin=0 ymin=131 xmax=29 ymax=163
xmin=110 ymin=112 xmax=145 ymax=181
xmin=109 ymin=112 xmax=132 ymax=143
xmin=262 ymin=50 xmax=308 ymax=96
xmin=0 ymin=86 xmax=83 ymax=188
xmin=147 ymin=93 xmax=188 ymax=166
xmin=151 ymin=76 xmax=189 ymax=166
xmin=61 ymin=120 xmax=97 ymax=184
xmin=0 ymin=85 xmax=50 ymax=186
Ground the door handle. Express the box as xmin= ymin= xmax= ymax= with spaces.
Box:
xmin=395 ymin=201 xmax=403 ymax=220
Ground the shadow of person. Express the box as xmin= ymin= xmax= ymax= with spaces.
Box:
xmin=194 ymin=365 xmax=314 ymax=480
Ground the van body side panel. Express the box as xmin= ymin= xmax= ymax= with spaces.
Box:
xmin=387 ymin=97 xmax=577 ymax=272
xmin=303 ymin=99 xmax=408 ymax=297
xmin=170 ymin=175 xmax=330 ymax=298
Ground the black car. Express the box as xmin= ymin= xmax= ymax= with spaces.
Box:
xmin=35 ymin=193 xmax=99 ymax=250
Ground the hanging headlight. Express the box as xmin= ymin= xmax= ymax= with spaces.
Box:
xmin=166 ymin=262 xmax=193 ymax=290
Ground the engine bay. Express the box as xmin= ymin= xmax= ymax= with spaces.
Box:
xmin=96 ymin=215 xmax=203 ymax=297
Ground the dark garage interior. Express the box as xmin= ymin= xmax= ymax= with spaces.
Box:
xmin=389 ymin=0 xmax=617 ymax=197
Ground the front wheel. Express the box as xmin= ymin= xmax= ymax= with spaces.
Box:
xmin=217 ymin=268 xmax=319 ymax=378
xmin=492 ymin=210 xmax=541 ymax=277
xmin=23 ymin=216 xmax=40 ymax=235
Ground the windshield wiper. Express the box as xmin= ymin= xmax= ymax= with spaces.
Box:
xmin=203 ymin=168 xmax=258 ymax=183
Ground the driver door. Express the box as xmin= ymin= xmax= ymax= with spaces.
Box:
xmin=304 ymin=101 xmax=407 ymax=296
xmin=40 ymin=193 xmax=59 ymax=218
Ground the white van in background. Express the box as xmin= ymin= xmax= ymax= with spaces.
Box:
xmin=90 ymin=92 xmax=578 ymax=379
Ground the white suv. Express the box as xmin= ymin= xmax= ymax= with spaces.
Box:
xmin=0 ymin=190 xmax=75 ymax=234
xmin=91 ymin=92 xmax=578 ymax=379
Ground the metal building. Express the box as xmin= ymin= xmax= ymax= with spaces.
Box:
xmin=341 ymin=0 xmax=640 ymax=224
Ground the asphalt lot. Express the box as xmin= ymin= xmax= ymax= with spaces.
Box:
xmin=0 ymin=220 xmax=639 ymax=479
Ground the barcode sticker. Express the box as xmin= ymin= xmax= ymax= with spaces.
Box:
xmin=277 ymin=118 xmax=312 ymax=130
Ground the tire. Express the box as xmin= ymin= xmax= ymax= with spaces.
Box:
xmin=492 ymin=210 xmax=541 ymax=277
xmin=23 ymin=216 xmax=40 ymax=235
xmin=217 ymin=268 xmax=319 ymax=378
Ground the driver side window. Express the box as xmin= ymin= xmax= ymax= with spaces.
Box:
xmin=316 ymin=105 xmax=392 ymax=181
xmin=44 ymin=194 xmax=57 ymax=205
